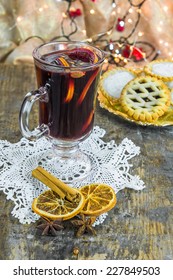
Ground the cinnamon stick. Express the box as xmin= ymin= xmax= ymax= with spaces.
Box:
xmin=32 ymin=166 xmax=77 ymax=201
xmin=32 ymin=168 xmax=66 ymax=199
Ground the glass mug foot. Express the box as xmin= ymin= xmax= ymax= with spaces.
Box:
xmin=19 ymin=41 xmax=105 ymax=183
xmin=42 ymin=147 xmax=92 ymax=184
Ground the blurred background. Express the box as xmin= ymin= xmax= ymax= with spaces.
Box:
xmin=0 ymin=0 xmax=173 ymax=67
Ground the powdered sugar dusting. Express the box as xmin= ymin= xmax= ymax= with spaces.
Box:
xmin=103 ymin=71 xmax=135 ymax=98
xmin=152 ymin=62 xmax=173 ymax=77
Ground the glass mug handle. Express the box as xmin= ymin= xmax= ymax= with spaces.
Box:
xmin=19 ymin=83 xmax=50 ymax=140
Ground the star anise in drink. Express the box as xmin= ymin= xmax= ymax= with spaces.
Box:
xmin=71 ymin=214 xmax=97 ymax=237
xmin=36 ymin=217 xmax=64 ymax=236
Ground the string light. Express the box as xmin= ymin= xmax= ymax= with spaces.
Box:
xmin=82 ymin=29 xmax=86 ymax=35
xmin=109 ymin=43 xmax=114 ymax=50
xmin=17 ymin=16 xmax=23 ymax=22
xmin=90 ymin=9 xmax=95 ymax=14
xmin=62 ymin=12 xmax=67 ymax=18
xmin=107 ymin=30 xmax=112 ymax=35
xmin=128 ymin=18 xmax=133 ymax=24
xmin=87 ymin=38 xmax=93 ymax=43
xmin=118 ymin=20 xmax=125 ymax=28
xmin=7 ymin=0 xmax=169 ymax=65
xmin=163 ymin=6 xmax=168 ymax=12
xmin=157 ymin=27 xmax=162 ymax=32
xmin=138 ymin=31 xmax=144 ymax=37
xmin=117 ymin=7 xmax=121 ymax=13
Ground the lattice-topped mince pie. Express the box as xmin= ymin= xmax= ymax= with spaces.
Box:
xmin=98 ymin=67 xmax=137 ymax=104
xmin=144 ymin=59 xmax=173 ymax=82
xmin=120 ymin=76 xmax=170 ymax=122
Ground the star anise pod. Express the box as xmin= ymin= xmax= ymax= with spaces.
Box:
xmin=36 ymin=217 xmax=64 ymax=236
xmin=71 ymin=214 xmax=97 ymax=237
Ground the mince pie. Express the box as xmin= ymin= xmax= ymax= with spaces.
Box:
xmin=120 ymin=76 xmax=170 ymax=122
xmin=144 ymin=59 xmax=173 ymax=82
xmin=98 ymin=67 xmax=137 ymax=104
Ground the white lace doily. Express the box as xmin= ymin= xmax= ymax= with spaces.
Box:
xmin=0 ymin=126 xmax=145 ymax=225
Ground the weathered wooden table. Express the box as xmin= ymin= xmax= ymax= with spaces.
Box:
xmin=0 ymin=64 xmax=173 ymax=260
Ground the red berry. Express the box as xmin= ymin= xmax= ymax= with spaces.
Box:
xmin=69 ymin=8 xmax=82 ymax=18
xmin=116 ymin=18 xmax=125 ymax=32
xmin=122 ymin=45 xmax=130 ymax=58
xmin=131 ymin=47 xmax=144 ymax=61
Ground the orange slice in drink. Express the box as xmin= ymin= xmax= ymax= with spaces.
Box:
xmin=77 ymin=68 xmax=100 ymax=105
xmin=81 ymin=110 xmax=94 ymax=133
xmin=32 ymin=189 xmax=85 ymax=220
xmin=64 ymin=77 xmax=75 ymax=103
xmin=54 ymin=56 xmax=70 ymax=67
xmin=68 ymin=47 xmax=98 ymax=64
xmin=70 ymin=71 xmax=85 ymax=78
xmin=79 ymin=183 xmax=116 ymax=216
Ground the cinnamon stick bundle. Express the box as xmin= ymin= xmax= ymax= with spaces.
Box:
xmin=32 ymin=166 xmax=77 ymax=201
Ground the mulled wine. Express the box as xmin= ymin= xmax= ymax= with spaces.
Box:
xmin=19 ymin=42 xmax=105 ymax=182
xmin=35 ymin=47 xmax=102 ymax=142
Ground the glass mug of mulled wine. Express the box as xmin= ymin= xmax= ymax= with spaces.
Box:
xmin=19 ymin=41 xmax=105 ymax=183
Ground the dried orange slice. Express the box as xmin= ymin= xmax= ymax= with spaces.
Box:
xmin=79 ymin=183 xmax=116 ymax=216
xmin=32 ymin=189 xmax=85 ymax=220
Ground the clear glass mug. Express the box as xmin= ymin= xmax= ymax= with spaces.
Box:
xmin=19 ymin=41 xmax=105 ymax=183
